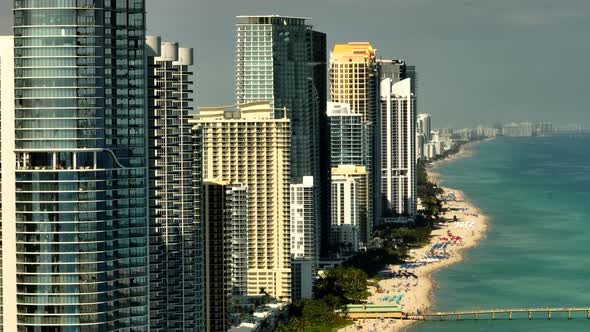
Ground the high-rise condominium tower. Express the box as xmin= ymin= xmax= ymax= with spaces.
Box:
xmin=417 ymin=114 xmax=432 ymax=142
xmin=290 ymin=176 xmax=316 ymax=260
xmin=0 ymin=35 xmax=15 ymax=332
xmin=376 ymin=58 xmax=419 ymax=218
xmin=327 ymin=102 xmax=372 ymax=245
xmin=235 ymin=15 xmax=326 ymax=255
xmin=330 ymin=166 xmax=368 ymax=254
xmin=202 ymin=180 xmax=247 ymax=332
xmin=290 ymin=176 xmax=316 ymax=301
xmin=225 ymin=184 xmax=248 ymax=297
xmin=329 ymin=42 xmax=378 ymax=245
xmin=380 ymin=78 xmax=417 ymax=218
xmin=190 ymin=102 xmax=291 ymax=300
xmin=405 ymin=65 xmax=418 ymax=110
xmin=4 ymin=1 xmax=149 ymax=330
xmin=416 ymin=113 xmax=432 ymax=160
xmin=377 ymin=59 xmax=405 ymax=83
xmin=330 ymin=43 xmax=378 ymax=123
xmin=146 ymin=37 xmax=203 ymax=331
xmin=327 ymin=102 xmax=367 ymax=167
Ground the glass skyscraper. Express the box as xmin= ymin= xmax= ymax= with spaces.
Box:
xmin=235 ymin=16 xmax=327 ymax=257
xmin=235 ymin=16 xmax=323 ymax=182
xmin=0 ymin=35 xmax=15 ymax=332
xmin=7 ymin=1 xmax=149 ymax=330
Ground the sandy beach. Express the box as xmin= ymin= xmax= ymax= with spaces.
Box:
xmin=340 ymin=141 xmax=490 ymax=332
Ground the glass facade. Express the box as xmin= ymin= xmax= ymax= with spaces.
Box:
xmin=13 ymin=1 xmax=148 ymax=330
xmin=329 ymin=114 xmax=368 ymax=167
xmin=235 ymin=15 xmax=322 ymax=200
xmin=0 ymin=36 xmax=10 ymax=332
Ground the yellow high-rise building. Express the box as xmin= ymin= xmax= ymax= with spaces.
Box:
xmin=190 ymin=101 xmax=291 ymax=300
xmin=329 ymin=42 xmax=378 ymax=123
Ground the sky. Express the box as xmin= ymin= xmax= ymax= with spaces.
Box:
xmin=1 ymin=0 xmax=589 ymax=128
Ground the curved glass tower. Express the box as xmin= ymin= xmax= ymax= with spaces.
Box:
xmin=11 ymin=0 xmax=149 ymax=331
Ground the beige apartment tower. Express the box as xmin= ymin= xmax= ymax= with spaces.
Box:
xmin=330 ymin=42 xmax=378 ymax=123
xmin=190 ymin=101 xmax=291 ymax=300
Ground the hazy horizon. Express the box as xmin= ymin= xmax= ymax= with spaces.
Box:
xmin=2 ymin=0 xmax=589 ymax=128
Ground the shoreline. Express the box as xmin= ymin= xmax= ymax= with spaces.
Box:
xmin=340 ymin=140 xmax=491 ymax=332
xmin=427 ymin=138 xmax=495 ymax=183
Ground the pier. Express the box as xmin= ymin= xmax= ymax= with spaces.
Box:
xmin=405 ymin=307 xmax=590 ymax=321
xmin=339 ymin=305 xmax=590 ymax=322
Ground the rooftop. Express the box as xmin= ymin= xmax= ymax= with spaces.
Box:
xmin=332 ymin=165 xmax=367 ymax=175
xmin=204 ymin=179 xmax=233 ymax=186
xmin=331 ymin=42 xmax=376 ymax=60
xmin=192 ymin=101 xmax=289 ymax=122
xmin=236 ymin=15 xmax=311 ymax=20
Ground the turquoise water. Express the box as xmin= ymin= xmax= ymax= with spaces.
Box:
xmin=412 ymin=136 xmax=590 ymax=332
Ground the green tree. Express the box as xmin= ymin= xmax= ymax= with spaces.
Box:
xmin=276 ymin=300 xmax=351 ymax=332
xmin=313 ymin=266 xmax=370 ymax=304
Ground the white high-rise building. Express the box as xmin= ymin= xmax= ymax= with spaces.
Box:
xmin=330 ymin=166 xmax=368 ymax=254
xmin=417 ymin=114 xmax=432 ymax=142
xmin=416 ymin=132 xmax=425 ymax=160
xmin=423 ymin=142 xmax=436 ymax=160
xmin=290 ymin=176 xmax=317 ymax=260
xmin=430 ymin=130 xmax=446 ymax=156
xmin=380 ymin=78 xmax=417 ymax=218
xmin=502 ymin=122 xmax=534 ymax=137
xmin=290 ymin=176 xmax=316 ymax=301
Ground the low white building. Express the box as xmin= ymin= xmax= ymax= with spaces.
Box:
xmin=228 ymin=302 xmax=288 ymax=332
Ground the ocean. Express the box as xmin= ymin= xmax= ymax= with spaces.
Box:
xmin=411 ymin=135 xmax=590 ymax=332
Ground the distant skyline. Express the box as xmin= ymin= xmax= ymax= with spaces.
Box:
xmin=2 ymin=0 xmax=589 ymax=128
